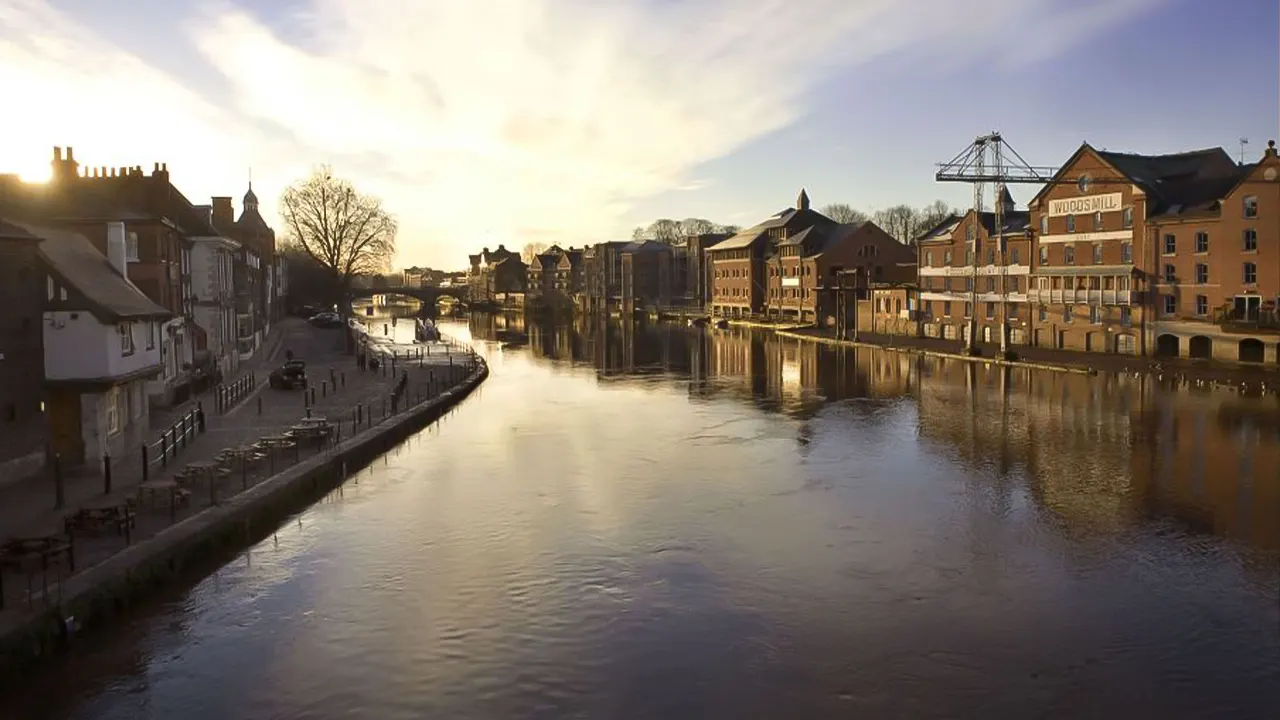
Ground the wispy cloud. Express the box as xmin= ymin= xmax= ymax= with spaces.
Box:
xmin=0 ymin=0 xmax=1163 ymax=265
xmin=676 ymin=179 xmax=714 ymax=192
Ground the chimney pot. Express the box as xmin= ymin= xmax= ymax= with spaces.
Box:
xmin=154 ymin=162 xmax=159 ymax=173
xmin=66 ymin=147 xmax=74 ymax=161
xmin=161 ymin=163 xmax=167 ymax=172
xmin=53 ymin=146 xmax=63 ymax=161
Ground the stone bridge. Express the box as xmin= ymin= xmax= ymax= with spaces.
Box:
xmin=347 ymin=285 xmax=468 ymax=317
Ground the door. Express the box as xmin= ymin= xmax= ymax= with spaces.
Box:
xmin=48 ymin=388 xmax=84 ymax=465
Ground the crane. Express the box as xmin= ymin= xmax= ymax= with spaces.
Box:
xmin=936 ymin=133 xmax=1056 ymax=356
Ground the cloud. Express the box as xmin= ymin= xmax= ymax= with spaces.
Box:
xmin=0 ymin=0 xmax=1164 ymax=266
xmin=676 ymin=179 xmax=714 ymax=192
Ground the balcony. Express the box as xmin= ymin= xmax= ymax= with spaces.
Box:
xmin=1216 ymin=304 xmax=1280 ymax=334
xmin=1026 ymin=289 xmax=1135 ymax=305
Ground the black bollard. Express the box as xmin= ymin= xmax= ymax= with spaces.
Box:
xmin=197 ymin=402 xmax=205 ymax=432
xmin=53 ymin=454 xmax=65 ymax=510
xmin=257 ymin=396 xmax=263 ymax=415
xmin=103 ymin=453 xmax=112 ymax=494
xmin=141 ymin=444 xmax=149 ymax=483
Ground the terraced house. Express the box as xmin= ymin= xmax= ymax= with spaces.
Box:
xmin=917 ymin=188 xmax=1031 ymax=348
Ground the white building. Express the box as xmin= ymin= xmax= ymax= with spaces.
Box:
xmin=23 ymin=221 xmax=171 ymax=471
xmin=189 ymin=230 xmax=240 ymax=381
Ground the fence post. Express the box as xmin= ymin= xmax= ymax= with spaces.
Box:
xmin=180 ymin=416 xmax=189 ymax=449
xmin=103 ymin=453 xmax=112 ymax=495
xmin=142 ymin=444 xmax=149 ymax=483
xmin=161 ymin=434 xmax=168 ymax=468
xmin=341 ymin=371 xmax=346 ymax=388
xmin=257 ymin=396 xmax=263 ymax=415
xmin=196 ymin=402 xmax=205 ymax=432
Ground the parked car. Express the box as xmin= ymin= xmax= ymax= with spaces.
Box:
xmin=269 ymin=359 xmax=308 ymax=389
xmin=308 ymin=312 xmax=343 ymax=328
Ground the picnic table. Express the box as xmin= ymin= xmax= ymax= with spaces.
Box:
xmin=0 ymin=535 xmax=75 ymax=610
xmin=64 ymin=499 xmax=136 ymax=538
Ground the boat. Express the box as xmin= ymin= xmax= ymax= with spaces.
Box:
xmin=713 ymin=319 xmax=730 ymax=330
xmin=688 ymin=317 xmax=709 ymax=327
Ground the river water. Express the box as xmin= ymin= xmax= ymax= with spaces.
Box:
xmin=9 ymin=315 xmax=1280 ymax=719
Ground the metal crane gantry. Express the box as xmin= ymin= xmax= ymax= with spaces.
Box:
xmin=935 ymin=132 xmax=1057 ymax=356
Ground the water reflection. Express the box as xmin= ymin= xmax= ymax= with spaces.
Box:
xmin=476 ymin=313 xmax=1280 ymax=553
xmin=6 ymin=316 xmax=1278 ymax=719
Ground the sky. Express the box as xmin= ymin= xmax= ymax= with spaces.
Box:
xmin=0 ymin=0 xmax=1275 ymax=270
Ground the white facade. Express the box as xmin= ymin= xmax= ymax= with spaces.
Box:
xmin=44 ymin=312 xmax=162 ymax=381
xmin=191 ymin=235 xmax=240 ymax=379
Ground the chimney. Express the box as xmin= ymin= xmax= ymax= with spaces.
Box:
xmin=53 ymin=146 xmax=62 ymax=161
xmin=194 ymin=204 xmax=214 ymax=226
xmin=50 ymin=145 xmax=78 ymax=182
xmin=211 ymin=196 xmax=234 ymax=230
xmin=106 ymin=221 xmax=129 ymax=281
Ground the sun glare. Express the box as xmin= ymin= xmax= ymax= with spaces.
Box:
xmin=17 ymin=162 xmax=51 ymax=184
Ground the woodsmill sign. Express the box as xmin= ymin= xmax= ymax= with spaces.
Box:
xmin=1047 ymin=192 xmax=1123 ymax=217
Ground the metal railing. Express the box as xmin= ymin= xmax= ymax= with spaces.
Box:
xmin=214 ymin=373 xmax=256 ymax=414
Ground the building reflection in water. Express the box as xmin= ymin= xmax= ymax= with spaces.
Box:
xmin=477 ymin=316 xmax=1280 ymax=553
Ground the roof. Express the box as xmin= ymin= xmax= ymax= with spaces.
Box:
xmin=914 ymin=214 xmax=963 ymax=244
xmin=16 ymin=221 xmax=172 ymax=321
xmin=0 ymin=218 xmax=40 ymax=241
xmin=708 ymin=229 xmax=768 ymax=251
xmin=977 ymin=210 xmax=1031 ymax=236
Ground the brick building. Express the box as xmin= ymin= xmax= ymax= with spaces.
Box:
xmin=0 ymin=220 xmax=48 ymax=481
xmin=708 ymin=189 xmax=840 ymax=317
xmin=467 ymin=245 xmax=526 ymax=302
xmin=212 ymin=184 xmax=279 ymax=359
xmin=1026 ymin=141 xmax=1279 ymax=359
xmin=917 ymin=188 xmax=1032 ymax=347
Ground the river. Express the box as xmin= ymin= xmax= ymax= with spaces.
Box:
xmin=8 ymin=315 xmax=1280 ymax=719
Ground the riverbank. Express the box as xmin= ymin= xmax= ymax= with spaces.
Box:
xmin=0 ymin=354 xmax=489 ymax=683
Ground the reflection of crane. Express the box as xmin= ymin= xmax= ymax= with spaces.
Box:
xmin=936 ymin=133 xmax=1056 ymax=355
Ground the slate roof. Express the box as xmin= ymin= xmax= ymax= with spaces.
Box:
xmin=977 ymin=210 xmax=1032 ymax=236
xmin=15 ymin=221 xmax=172 ymax=321
xmin=708 ymin=229 xmax=768 ymax=251
xmin=0 ymin=218 xmax=41 ymax=241
xmin=914 ymin=214 xmax=964 ymax=244
xmin=1092 ymin=146 xmax=1242 ymax=218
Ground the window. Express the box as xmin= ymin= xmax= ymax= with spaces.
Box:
xmin=986 ymin=302 xmax=995 ymax=319
xmin=944 ymin=250 xmax=952 ymax=265
xmin=967 ymin=224 xmax=975 ymax=242
xmin=126 ymin=232 xmax=140 ymax=262
xmin=1038 ymin=306 xmax=1047 ymax=322
xmin=1244 ymin=229 xmax=1257 ymax=251
xmin=119 ymin=322 xmax=135 ymax=355
xmin=925 ymin=251 xmax=933 ymax=267
xmin=1089 ymin=305 xmax=1100 ymax=324
xmin=964 ymin=302 xmax=972 ymax=317
xmin=1093 ymin=211 xmax=1103 ymax=231
xmin=1009 ymin=276 xmax=1020 ymax=292
xmin=1162 ymin=264 xmax=1176 ymax=282
xmin=986 ymin=277 xmax=996 ymax=292
xmin=1121 ymin=242 xmax=1133 ymax=263
xmin=1039 ymin=246 xmax=1049 ymax=265
xmin=1066 ymin=214 xmax=1076 ymax=232
xmin=965 ymin=250 xmax=973 ymax=266
xmin=1120 ymin=307 xmax=1132 ymax=326
xmin=1010 ymin=248 xmax=1020 ymax=264
xmin=1163 ymin=295 xmax=1176 ymax=314
xmin=145 ymin=322 xmax=155 ymax=350
xmin=1064 ymin=246 xmax=1075 ymax=264
xmin=1092 ymin=244 xmax=1102 ymax=264
xmin=1122 ymin=208 xmax=1133 ymax=228
xmin=1194 ymin=232 xmax=1208 ymax=253
xmin=964 ymin=277 xmax=973 ymax=291
xmin=1118 ymin=275 xmax=1131 ymax=291
xmin=1063 ymin=305 xmax=1072 ymax=322
xmin=1243 ymin=195 xmax=1258 ymax=218
xmin=1008 ymin=303 xmax=1019 ymax=319
xmin=1163 ymin=234 xmax=1176 ymax=254
xmin=105 ymin=387 xmax=121 ymax=435
xmin=1040 ymin=216 xmax=1048 ymax=234
xmin=1195 ymin=295 xmax=1208 ymax=315
xmin=1195 ymin=264 xmax=1208 ymax=284
xmin=943 ymin=301 xmax=952 ymax=316
xmin=986 ymin=249 xmax=995 ymax=265
xmin=1243 ymin=262 xmax=1257 ymax=284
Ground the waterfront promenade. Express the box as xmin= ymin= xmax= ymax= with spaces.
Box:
xmin=0 ymin=318 xmax=478 ymax=619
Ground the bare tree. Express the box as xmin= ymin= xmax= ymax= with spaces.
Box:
xmin=647 ymin=218 xmax=683 ymax=244
xmin=631 ymin=226 xmax=649 ymax=240
xmin=872 ymin=205 xmax=920 ymax=245
xmin=521 ymin=242 xmax=549 ymax=263
xmin=914 ymin=200 xmax=953 ymax=241
xmin=718 ymin=224 xmax=742 ymax=235
xmin=820 ymin=203 xmax=869 ymax=225
xmin=280 ymin=166 xmax=397 ymax=297
xmin=679 ymin=218 xmax=718 ymax=237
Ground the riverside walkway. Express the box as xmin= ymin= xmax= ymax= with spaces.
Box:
xmin=0 ymin=319 xmax=477 ymax=617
